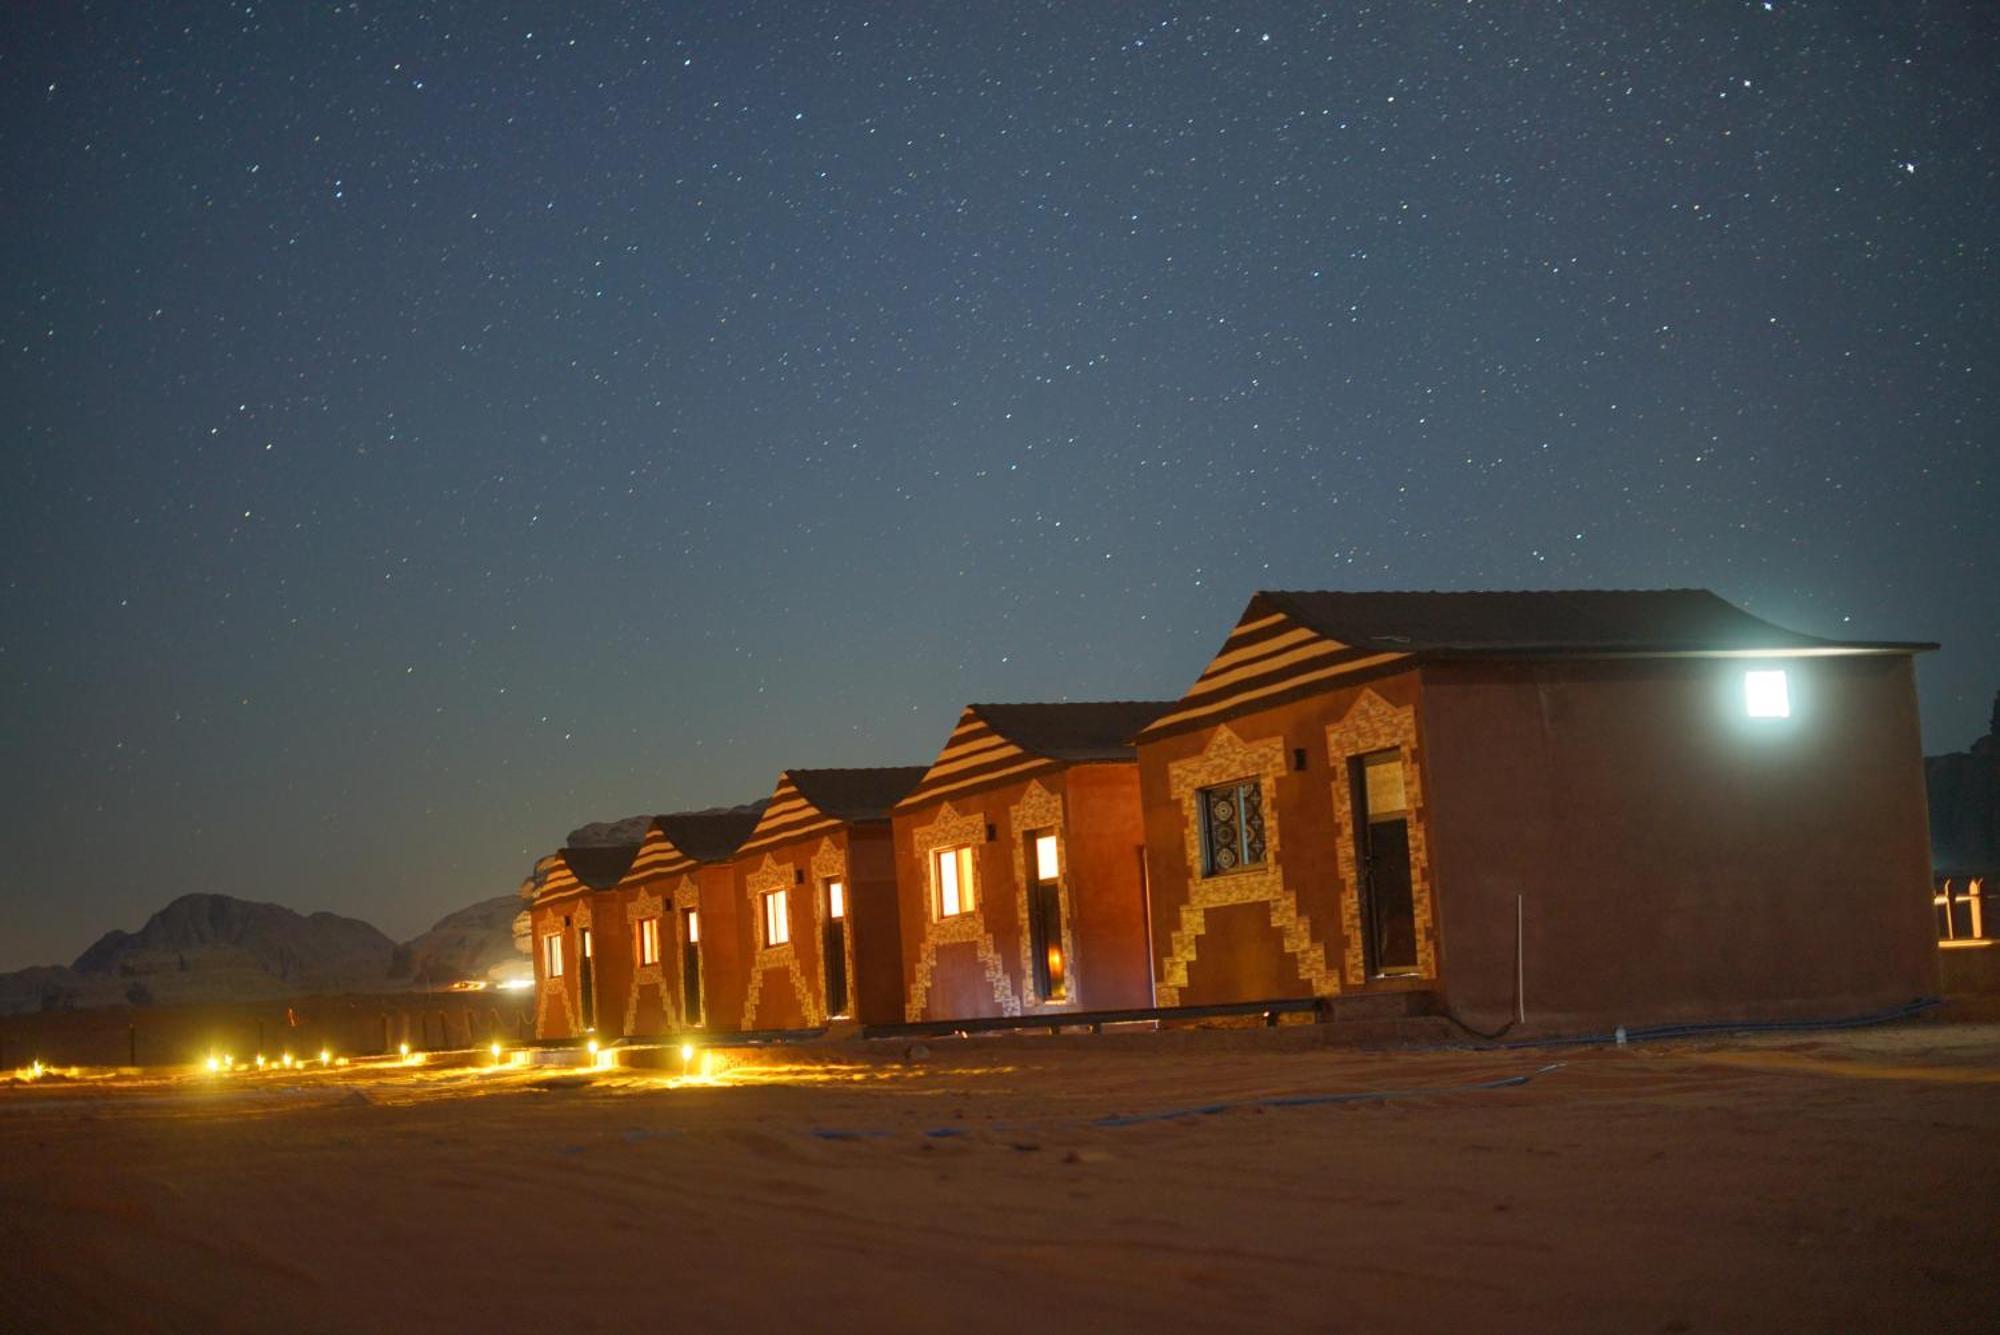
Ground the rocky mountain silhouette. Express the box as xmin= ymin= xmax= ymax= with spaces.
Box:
xmin=2 ymin=891 xmax=527 ymax=1016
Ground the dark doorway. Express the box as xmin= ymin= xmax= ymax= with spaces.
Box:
xmin=823 ymin=879 xmax=849 ymax=1019
xmin=1026 ymin=831 xmax=1067 ymax=1001
xmin=577 ymin=927 xmax=596 ymax=1031
xmin=1350 ymin=749 xmax=1419 ymax=976
xmin=681 ymin=908 xmax=704 ymax=1026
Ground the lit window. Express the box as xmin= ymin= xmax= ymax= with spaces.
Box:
xmin=579 ymin=927 xmax=593 ymax=959
xmin=763 ymin=889 xmax=790 ymax=947
xmin=1745 ymin=669 xmax=1790 ymax=718
xmin=1199 ymin=778 xmax=1266 ymax=876
xmin=935 ymin=845 xmax=976 ymax=918
xmin=1034 ymin=833 xmax=1060 ymax=883
xmin=686 ymin=909 xmax=700 ymax=944
xmin=826 ymin=879 xmax=845 ymax=919
xmin=636 ymin=916 xmax=660 ymax=967
xmin=542 ymin=932 xmax=563 ymax=979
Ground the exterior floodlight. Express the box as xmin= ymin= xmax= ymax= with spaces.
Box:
xmin=1744 ymin=669 xmax=1790 ymax=718
xmin=490 ymin=1041 xmax=503 ymax=1060
xmin=680 ymin=1042 xmax=695 ymax=1062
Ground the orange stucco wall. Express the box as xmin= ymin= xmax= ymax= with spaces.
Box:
xmin=724 ymin=826 xmax=903 ymax=1030
xmin=891 ymin=764 xmax=1154 ymax=1023
xmin=1134 ymin=671 xmax=1430 ymax=1009
xmin=1418 ymin=655 xmax=1940 ymax=1030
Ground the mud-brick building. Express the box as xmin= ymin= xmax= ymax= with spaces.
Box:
xmin=891 ymin=701 xmax=1175 ymax=1023
xmin=528 ymin=806 xmax=763 ymax=1041
xmin=1132 ymin=589 xmax=1939 ymax=1033
xmin=727 ymin=768 xmax=928 ymax=1031
xmin=525 ymin=846 xmax=641 ymax=1042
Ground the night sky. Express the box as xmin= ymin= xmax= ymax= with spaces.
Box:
xmin=4 ymin=3 xmax=1994 ymax=970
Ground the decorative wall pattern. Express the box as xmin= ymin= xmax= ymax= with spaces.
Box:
xmin=1007 ymin=779 xmax=1078 ymax=1010
xmin=741 ymin=855 xmax=822 ymax=1030
xmin=622 ymin=887 xmax=665 ymax=1036
xmin=1326 ymin=688 xmax=1439 ymax=984
xmin=1157 ymin=725 xmax=1340 ymax=1005
xmin=533 ymin=903 xmax=582 ymax=1037
xmin=905 ymin=801 xmax=1021 ymax=1021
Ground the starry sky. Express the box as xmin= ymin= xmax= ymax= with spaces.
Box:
xmin=3 ymin=2 xmax=1994 ymax=970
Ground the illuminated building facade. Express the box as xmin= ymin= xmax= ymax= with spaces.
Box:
xmin=890 ymin=702 xmax=1174 ymax=1023
xmin=1132 ymin=589 xmax=1940 ymax=1033
xmin=726 ymin=768 xmax=928 ymax=1030
xmin=528 ymin=807 xmax=764 ymax=1041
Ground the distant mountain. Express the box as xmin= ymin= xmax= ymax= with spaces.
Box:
xmin=391 ymin=895 xmax=530 ymax=987
xmin=0 ymin=891 xmax=527 ymax=1016
xmin=72 ymin=892 xmax=394 ymax=983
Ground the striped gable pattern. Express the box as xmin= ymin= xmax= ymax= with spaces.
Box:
xmin=896 ymin=707 xmax=1052 ymax=810
xmin=736 ymin=767 xmax=927 ymax=857
xmin=897 ymin=701 xmax=1175 ymax=810
xmin=531 ymin=814 xmax=759 ymax=907
xmin=1136 ymin=598 xmax=1413 ymax=741
xmin=738 ymin=772 xmax=834 ymax=855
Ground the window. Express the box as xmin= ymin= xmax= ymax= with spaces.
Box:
xmin=826 ymin=879 xmax=845 ymax=919
xmin=636 ymin=916 xmax=660 ymax=967
xmin=686 ymin=908 xmax=700 ymax=943
xmin=1033 ymin=832 xmax=1060 ymax=883
xmin=1199 ymin=778 xmax=1266 ymax=876
xmin=934 ymin=845 xmax=976 ymax=918
xmin=762 ymin=888 xmax=791 ymax=947
xmin=579 ymin=927 xmax=593 ymax=960
xmin=1744 ymin=669 xmax=1790 ymax=718
xmin=542 ymin=931 xmax=564 ymax=979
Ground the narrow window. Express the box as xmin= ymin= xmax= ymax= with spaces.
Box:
xmin=542 ymin=931 xmax=563 ymax=979
xmin=763 ymin=888 xmax=791 ymax=947
xmin=1198 ymin=778 xmax=1266 ymax=876
xmin=1027 ymin=830 xmax=1066 ymax=1001
xmin=579 ymin=927 xmax=593 ymax=959
xmin=685 ymin=908 xmax=700 ymax=943
xmin=935 ymin=845 xmax=976 ymax=918
xmin=636 ymin=916 xmax=660 ymax=967
xmin=826 ymin=879 xmax=846 ymax=919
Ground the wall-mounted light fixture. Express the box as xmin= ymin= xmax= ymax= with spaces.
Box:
xmin=1744 ymin=668 xmax=1790 ymax=719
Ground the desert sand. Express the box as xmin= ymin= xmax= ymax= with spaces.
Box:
xmin=2 ymin=1019 xmax=1996 ymax=1333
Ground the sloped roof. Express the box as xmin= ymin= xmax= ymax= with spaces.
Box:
xmin=649 ymin=804 xmax=767 ymax=864
xmin=789 ymin=767 xmax=930 ymax=822
xmin=737 ymin=766 xmax=930 ymax=857
xmin=557 ymin=844 xmax=642 ymax=890
xmin=973 ymin=701 xmax=1179 ymax=760
xmin=897 ymin=700 xmax=1178 ymax=810
xmin=533 ymin=802 xmax=765 ymax=903
xmin=1138 ymin=588 xmax=1934 ymax=742
xmin=1257 ymin=588 xmax=1933 ymax=658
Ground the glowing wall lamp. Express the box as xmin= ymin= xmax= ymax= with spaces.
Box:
xmin=1744 ymin=669 xmax=1790 ymax=719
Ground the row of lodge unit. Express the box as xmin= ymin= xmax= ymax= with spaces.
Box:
xmin=526 ymin=588 xmax=1946 ymax=1044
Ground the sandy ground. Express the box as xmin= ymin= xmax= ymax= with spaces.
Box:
xmin=2 ymin=1021 xmax=1996 ymax=1334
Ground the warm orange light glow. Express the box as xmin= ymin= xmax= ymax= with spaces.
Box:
xmin=206 ymin=1055 xmax=221 ymax=1073
xmin=319 ymin=1049 xmax=332 ymax=1065
xmin=936 ymin=844 xmax=976 ymax=917
xmin=680 ymin=1042 xmax=696 ymax=1063
xmin=399 ymin=1042 xmax=411 ymax=1058
xmin=489 ymin=1041 xmax=503 ymax=1061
